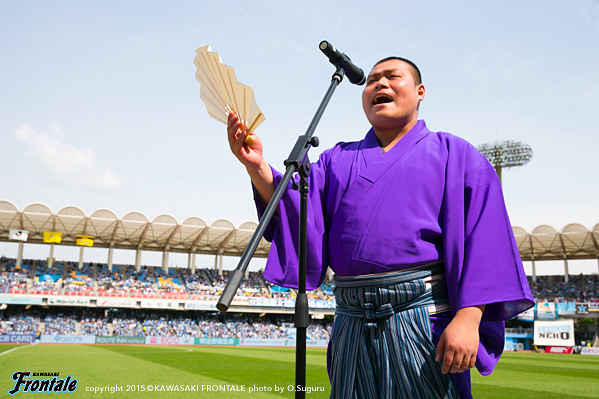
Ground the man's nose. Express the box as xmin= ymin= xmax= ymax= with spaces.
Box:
xmin=374 ymin=77 xmax=389 ymax=89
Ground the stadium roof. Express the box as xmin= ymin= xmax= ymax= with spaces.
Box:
xmin=0 ymin=200 xmax=270 ymax=258
xmin=514 ymin=223 xmax=599 ymax=261
xmin=0 ymin=200 xmax=598 ymax=262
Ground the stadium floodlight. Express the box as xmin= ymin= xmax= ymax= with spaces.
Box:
xmin=476 ymin=140 xmax=533 ymax=184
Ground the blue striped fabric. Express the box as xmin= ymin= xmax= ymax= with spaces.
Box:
xmin=330 ymin=263 xmax=460 ymax=399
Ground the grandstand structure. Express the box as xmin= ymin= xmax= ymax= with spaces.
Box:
xmin=1 ymin=200 xmax=598 ymax=349
xmin=513 ymin=224 xmax=599 ymax=282
xmin=0 ymin=200 xmax=271 ymax=273
xmin=1 ymin=200 xmax=597 ymax=282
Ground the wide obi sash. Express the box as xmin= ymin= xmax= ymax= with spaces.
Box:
xmin=333 ymin=262 xmax=451 ymax=326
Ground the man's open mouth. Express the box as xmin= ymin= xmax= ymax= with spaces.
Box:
xmin=373 ymin=94 xmax=393 ymax=105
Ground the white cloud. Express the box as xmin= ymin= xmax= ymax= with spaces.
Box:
xmin=13 ymin=123 xmax=123 ymax=189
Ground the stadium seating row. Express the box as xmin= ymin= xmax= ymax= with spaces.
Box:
xmin=0 ymin=257 xmax=334 ymax=301
xmin=0 ymin=307 xmax=332 ymax=340
xmin=1 ymin=256 xmax=598 ymax=302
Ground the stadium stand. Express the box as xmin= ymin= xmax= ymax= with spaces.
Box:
xmin=0 ymin=256 xmax=338 ymax=300
xmin=31 ymin=260 xmax=63 ymax=295
xmin=63 ymin=262 xmax=95 ymax=296
xmin=178 ymin=267 xmax=213 ymax=298
xmin=112 ymin=316 xmax=144 ymax=336
xmin=0 ymin=310 xmax=39 ymax=334
xmin=528 ymin=274 xmax=599 ymax=302
xmin=96 ymin=264 xmax=128 ymax=297
xmin=1 ymin=255 xmax=598 ymax=344
xmin=3 ymin=256 xmax=599 ymax=302
xmin=43 ymin=313 xmax=78 ymax=335
xmin=0 ymin=257 xmax=30 ymax=294
xmin=0 ymin=306 xmax=332 ymax=340
xmin=80 ymin=314 xmax=111 ymax=335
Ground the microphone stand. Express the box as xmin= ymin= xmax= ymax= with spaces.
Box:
xmin=217 ymin=65 xmax=346 ymax=399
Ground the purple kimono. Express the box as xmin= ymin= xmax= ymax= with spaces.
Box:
xmin=255 ymin=120 xmax=534 ymax=395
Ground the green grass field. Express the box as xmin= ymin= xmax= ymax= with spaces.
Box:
xmin=1 ymin=344 xmax=598 ymax=398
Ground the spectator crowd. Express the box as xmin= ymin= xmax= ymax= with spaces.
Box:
xmin=3 ymin=256 xmax=599 ymax=302
xmin=0 ymin=307 xmax=332 ymax=340
xmin=1 ymin=256 xmax=598 ymax=343
xmin=0 ymin=257 xmax=335 ymax=301
xmin=528 ymin=274 xmax=599 ymax=302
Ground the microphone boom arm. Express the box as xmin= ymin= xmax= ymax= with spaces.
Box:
xmin=217 ymin=65 xmax=347 ymax=399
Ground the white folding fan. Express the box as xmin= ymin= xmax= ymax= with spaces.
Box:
xmin=194 ymin=45 xmax=265 ymax=145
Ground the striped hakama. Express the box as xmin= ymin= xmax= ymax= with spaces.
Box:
xmin=329 ymin=263 xmax=460 ymax=399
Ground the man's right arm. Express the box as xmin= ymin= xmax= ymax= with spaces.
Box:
xmin=227 ymin=110 xmax=275 ymax=204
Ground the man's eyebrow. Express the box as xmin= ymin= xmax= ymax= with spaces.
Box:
xmin=367 ymin=68 xmax=403 ymax=79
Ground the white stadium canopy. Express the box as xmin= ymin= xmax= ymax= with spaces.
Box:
xmin=0 ymin=200 xmax=270 ymax=260
xmin=514 ymin=224 xmax=599 ymax=261
xmin=1 ymin=200 xmax=598 ymax=266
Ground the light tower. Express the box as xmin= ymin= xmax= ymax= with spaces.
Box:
xmin=476 ymin=140 xmax=533 ymax=184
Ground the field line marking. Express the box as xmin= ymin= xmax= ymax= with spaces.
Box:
xmin=0 ymin=345 xmax=27 ymax=357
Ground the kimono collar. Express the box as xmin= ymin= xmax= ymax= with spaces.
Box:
xmin=360 ymin=120 xmax=431 ymax=168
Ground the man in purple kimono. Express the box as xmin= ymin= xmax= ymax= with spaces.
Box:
xmin=227 ymin=57 xmax=534 ymax=398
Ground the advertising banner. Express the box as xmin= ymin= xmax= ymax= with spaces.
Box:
xmin=96 ymin=298 xmax=137 ymax=308
xmin=556 ymin=302 xmax=577 ymax=316
xmin=576 ymin=303 xmax=590 ymax=315
xmin=76 ymin=235 xmax=94 ymax=247
xmin=47 ymin=297 xmax=91 ymax=306
xmin=308 ymin=299 xmax=336 ymax=309
xmin=43 ymin=232 xmax=62 ymax=244
xmin=146 ymin=336 xmax=194 ymax=346
xmin=238 ymin=338 xmax=328 ymax=347
xmin=9 ymin=229 xmax=28 ymax=241
xmin=533 ymin=319 xmax=575 ymax=346
xmin=580 ymin=347 xmax=599 ymax=356
xmin=306 ymin=339 xmax=329 ymax=347
xmin=95 ymin=336 xmax=146 ymax=344
xmin=231 ymin=297 xmax=250 ymax=305
xmin=587 ymin=303 xmax=599 ymax=312
xmin=140 ymin=299 xmax=179 ymax=309
xmin=185 ymin=301 xmax=217 ymax=311
xmin=0 ymin=334 xmax=36 ymax=343
xmin=194 ymin=337 xmax=239 ymax=346
xmin=239 ymin=338 xmax=293 ymax=347
xmin=0 ymin=296 xmax=43 ymax=305
xmin=249 ymin=298 xmax=296 ymax=308
xmin=535 ymin=301 xmax=557 ymax=320
xmin=247 ymin=297 xmax=334 ymax=309
xmin=40 ymin=335 xmax=96 ymax=344
xmin=544 ymin=346 xmax=574 ymax=354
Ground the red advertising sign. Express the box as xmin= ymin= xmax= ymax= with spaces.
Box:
xmin=544 ymin=346 xmax=574 ymax=354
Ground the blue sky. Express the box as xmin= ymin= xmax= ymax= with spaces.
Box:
xmin=1 ymin=0 xmax=598 ymax=273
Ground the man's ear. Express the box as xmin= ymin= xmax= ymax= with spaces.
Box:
xmin=417 ymin=84 xmax=426 ymax=101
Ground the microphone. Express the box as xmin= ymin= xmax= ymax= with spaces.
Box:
xmin=319 ymin=40 xmax=365 ymax=85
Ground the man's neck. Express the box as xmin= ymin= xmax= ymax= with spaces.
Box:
xmin=374 ymin=118 xmax=418 ymax=152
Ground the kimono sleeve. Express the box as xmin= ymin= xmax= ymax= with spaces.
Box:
xmin=443 ymin=141 xmax=534 ymax=319
xmin=252 ymin=150 xmax=331 ymax=290
xmin=442 ymin=138 xmax=534 ymax=375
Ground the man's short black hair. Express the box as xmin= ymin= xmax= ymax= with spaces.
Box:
xmin=373 ymin=56 xmax=422 ymax=86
